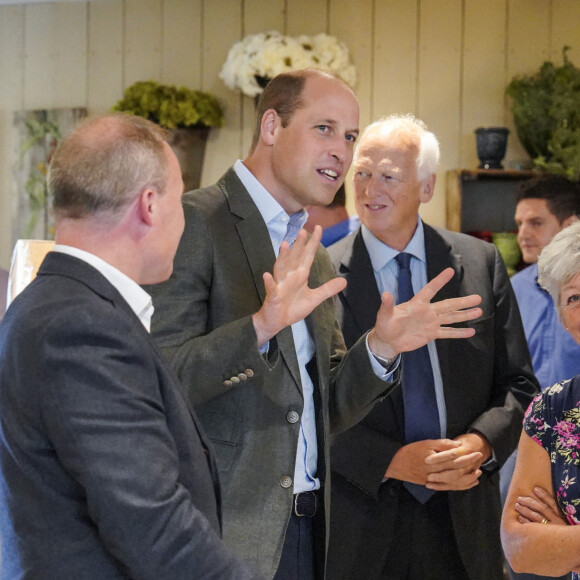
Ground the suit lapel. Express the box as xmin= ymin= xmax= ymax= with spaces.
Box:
xmin=337 ymin=229 xmax=382 ymax=334
xmin=423 ymin=223 xmax=464 ymax=391
xmin=220 ymin=169 xmax=303 ymax=394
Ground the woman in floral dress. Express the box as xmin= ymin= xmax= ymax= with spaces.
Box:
xmin=502 ymin=220 xmax=580 ymax=578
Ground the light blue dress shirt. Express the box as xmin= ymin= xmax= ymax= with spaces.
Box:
xmin=233 ymin=161 xmax=319 ymax=493
xmin=511 ymin=263 xmax=580 ymax=390
xmin=361 ymin=220 xmax=448 ymax=438
xmin=233 ymin=160 xmax=394 ymax=493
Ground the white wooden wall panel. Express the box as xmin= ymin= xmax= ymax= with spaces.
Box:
xmin=202 ymin=0 xmax=243 ymax=185
xmin=417 ymin=0 xmax=462 ymax=227
xmin=24 ymin=4 xmax=59 ymax=109
xmin=124 ymin=0 xmax=163 ymax=85
xmin=244 ymin=0 xmax=285 ymax=35
xmin=240 ymin=0 xmax=285 ymax=155
xmin=329 ymin=0 xmax=373 ymax=212
xmin=329 ymin=0 xmax=373 ymax=129
xmin=373 ymin=0 xmax=419 ymax=118
xmin=21 ymin=2 xmax=87 ymax=109
xmin=1 ymin=0 xmax=579 ymax=267
xmin=161 ymin=0 xmax=202 ymax=87
xmin=52 ymin=2 xmax=88 ymax=106
xmin=286 ymin=0 xmax=328 ymax=36
xmin=0 ymin=6 xmax=25 ymax=265
xmin=551 ymin=0 xmax=580 ymax=60
xmin=462 ymin=0 xmax=507 ymax=170
xmin=505 ymin=0 xmax=551 ymax=165
xmin=87 ymin=0 xmax=123 ymax=113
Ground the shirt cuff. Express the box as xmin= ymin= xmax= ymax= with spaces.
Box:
xmin=365 ymin=332 xmax=401 ymax=380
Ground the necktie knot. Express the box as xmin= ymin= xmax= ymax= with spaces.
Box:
xmin=395 ymin=252 xmax=412 ymax=270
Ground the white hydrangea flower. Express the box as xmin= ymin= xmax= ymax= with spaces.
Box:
xmin=219 ymin=30 xmax=357 ymax=97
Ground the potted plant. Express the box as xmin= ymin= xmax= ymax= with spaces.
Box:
xmin=506 ymin=46 xmax=580 ymax=181
xmin=112 ymin=80 xmax=225 ymax=191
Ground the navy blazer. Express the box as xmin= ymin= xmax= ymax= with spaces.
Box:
xmin=0 ymin=252 xmax=261 ymax=579
xmin=326 ymin=224 xmax=540 ymax=580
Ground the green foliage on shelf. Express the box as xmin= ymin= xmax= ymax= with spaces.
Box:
xmin=506 ymin=47 xmax=580 ymax=181
xmin=112 ymin=80 xmax=225 ymax=129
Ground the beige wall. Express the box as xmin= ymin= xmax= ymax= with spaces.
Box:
xmin=1 ymin=0 xmax=579 ymax=267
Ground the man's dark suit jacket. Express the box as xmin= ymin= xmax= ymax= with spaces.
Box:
xmin=325 ymin=225 xmax=539 ymax=580
xmin=147 ymin=168 xmax=398 ymax=578
xmin=0 ymin=252 xmax=260 ymax=579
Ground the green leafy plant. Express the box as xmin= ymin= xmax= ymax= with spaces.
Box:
xmin=506 ymin=46 xmax=580 ymax=180
xmin=112 ymin=80 xmax=225 ymax=129
xmin=20 ymin=117 xmax=61 ymax=236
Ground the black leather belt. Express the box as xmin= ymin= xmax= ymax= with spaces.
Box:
xmin=293 ymin=491 xmax=318 ymax=517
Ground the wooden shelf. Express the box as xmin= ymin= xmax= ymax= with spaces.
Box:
xmin=446 ymin=169 xmax=538 ymax=233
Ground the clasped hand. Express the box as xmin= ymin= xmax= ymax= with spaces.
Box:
xmin=514 ymin=486 xmax=567 ymax=526
xmin=386 ymin=433 xmax=489 ymax=490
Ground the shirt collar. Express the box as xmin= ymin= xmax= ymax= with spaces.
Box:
xmin=362 ymin=217 xmax=426 ymax=272
xmin=52 ymin=244 xmax=154 ymax=332
xmin=233 ymin=159 xmax=308 ymax=248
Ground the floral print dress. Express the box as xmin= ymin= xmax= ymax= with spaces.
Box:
xmin=524 ymin=378 xmax=580 ymax=579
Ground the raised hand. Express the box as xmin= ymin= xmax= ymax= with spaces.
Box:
xmin=252 ymin=226 xmax=346 ymax=346
xmin=368 ymin=267 xmax=482 ymax=359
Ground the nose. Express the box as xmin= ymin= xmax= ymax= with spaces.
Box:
xmin=517 ymin=222 xmax=529 ymax=240
xmin=364 ymin=174 xmax=383 ymax=197
xmin=329 ymin=136 xmax=349 ymax=164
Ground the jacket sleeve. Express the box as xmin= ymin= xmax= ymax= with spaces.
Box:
xmin=39 ymin=303 xmax=263 ymax=579
xmin=146 ymin=200 xmax=278 ymax=408
xmin=461 ymin=243 xmax=540 ymax=467
xmin=314 ymin=246 xmax=401 ymax=435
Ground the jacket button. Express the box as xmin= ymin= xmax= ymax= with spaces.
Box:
xmin=230 ymin=376 xmax=240 ymax=384
xmin=245 ymin=369 xmax=254 ymax=377
xmin=286 ymin=411 xmax=300 ymax=424
xmin=223 ymin=380 xmax=232 ymax=387
xmin=238 ymin=373 xmax=248 ymax=381
xmin=280 ymin=476 xmax=293 ymax=489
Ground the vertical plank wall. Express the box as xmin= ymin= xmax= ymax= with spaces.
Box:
xmin=0 ymin=0 xmax=579 ymax=268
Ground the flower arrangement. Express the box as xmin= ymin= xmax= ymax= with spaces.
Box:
xmin=219 ymin=31 xmax=357 ymax=98
xmin=112 ymin=80 xmax=225 ymax=129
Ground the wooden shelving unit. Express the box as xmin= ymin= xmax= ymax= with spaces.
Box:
xmin=446 ymin=169 xmax=538 ymax=233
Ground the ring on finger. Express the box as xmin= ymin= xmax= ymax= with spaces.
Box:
xmin=541 ymin=517 xmax=549 ymax=524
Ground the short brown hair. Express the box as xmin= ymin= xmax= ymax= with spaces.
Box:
xmin=49 ymin=113 xmax=170 ymax=220
xmin=516 ymin=175 xmax=580 ymax=223
xmin=250 ymin=68 xmax=345 ymax=152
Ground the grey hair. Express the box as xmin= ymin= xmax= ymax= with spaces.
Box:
xmin=538 ymin=220 xmax=580 ymax=323
xmin=49 ymin=113 xmax=170 ymax=221
xmin=354 ymin=114 xmax=440 ymax=181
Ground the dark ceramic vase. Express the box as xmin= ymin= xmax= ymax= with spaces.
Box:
xmin=475 ymin=127 xmax=510 ymax=169
xmin=169 ymin=127 xmax=210 ymax=193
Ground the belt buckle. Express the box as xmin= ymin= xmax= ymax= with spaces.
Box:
xmin=294 ymin=491 xmax=317 ymax=518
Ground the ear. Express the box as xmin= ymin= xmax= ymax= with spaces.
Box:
xmin=260 ymin=109 xmax=280 ymax=146
xmin=562 ymin=214 xmax=579 ymax=228
xmin=419 ymin=174 xmax=437 ymax=204
xmin=137 ymin=188 xmax=156 ymax=227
